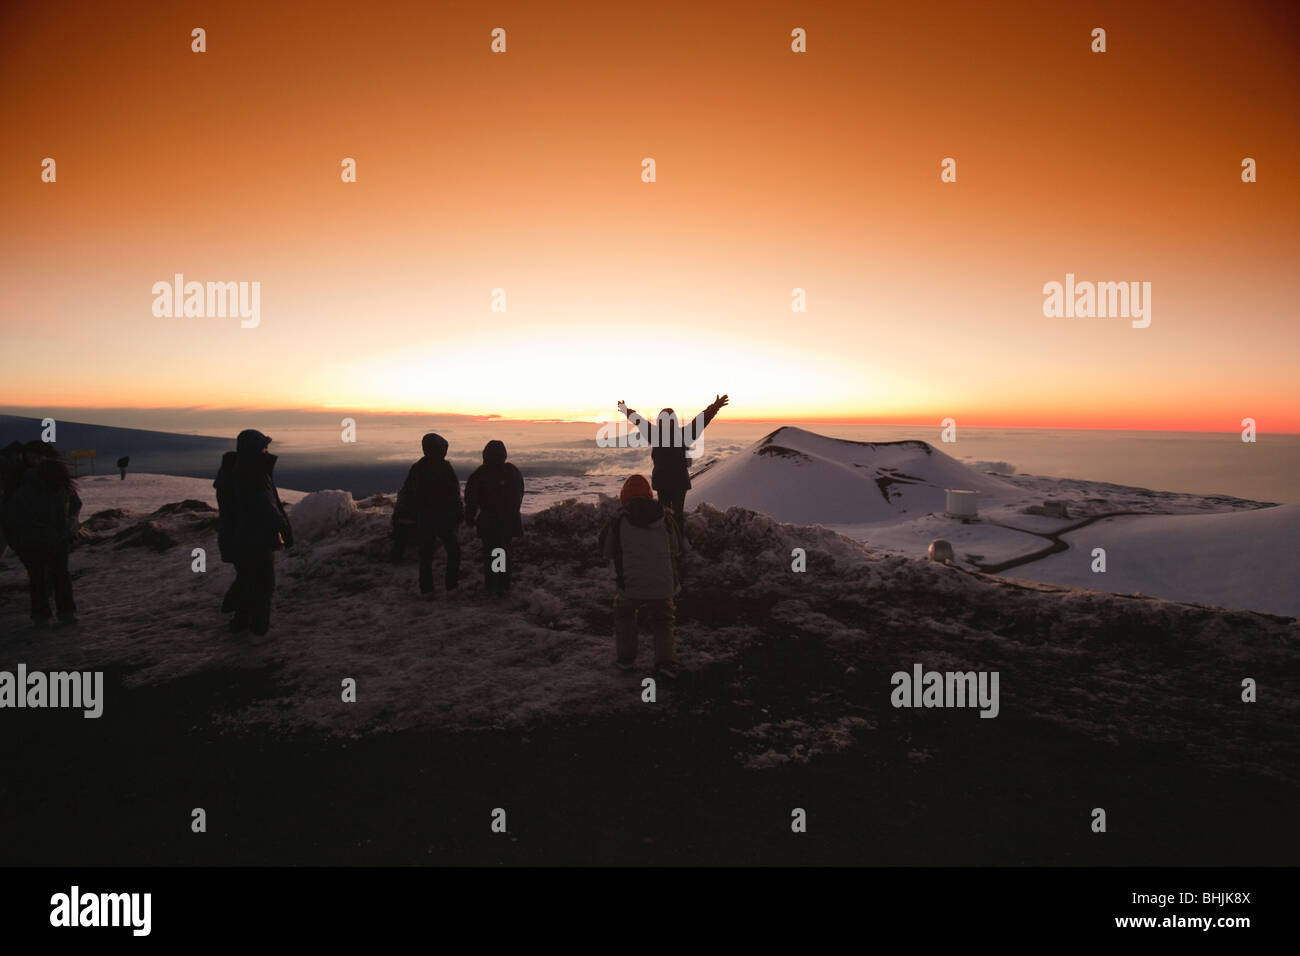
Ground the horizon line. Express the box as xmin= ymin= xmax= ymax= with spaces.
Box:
xmin=0 ymin=406 xmax=1294 ymax=436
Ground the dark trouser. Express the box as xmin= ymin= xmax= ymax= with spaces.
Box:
xmin=232 ymin=553 xmax=276 ymax=635
xmin=221 ymin=579 xmax=239 ymax=613
xmin=418 ymin=527 xmax=461 ymax=594
xmin=657 ymin=487 xmax=687 ymax=529
xmin=657 ymin=488 xmax=687 ymax=588
xmin=22 ymin=548 xmax=75 ymax=620
xmin=614 ymin=595 xmax=676 ymax=666
xmin=480 ymin=532 xmax=513 ymax=593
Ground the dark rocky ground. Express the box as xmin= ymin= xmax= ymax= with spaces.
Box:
xmin=2 ymin=500 xmax=1296 ymax=865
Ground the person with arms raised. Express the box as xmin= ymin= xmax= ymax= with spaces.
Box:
xmin=617 ymin=393 xmax=728 ymax=531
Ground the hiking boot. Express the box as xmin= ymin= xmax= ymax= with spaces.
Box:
xmin=56 ymin=610 xmax=79 ymax=626
xmin=228 ymin=616 xmax=250 ymax=635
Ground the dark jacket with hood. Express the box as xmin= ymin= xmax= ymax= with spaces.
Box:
xmin=599 ymin=496 xmax=680 ymax=600
xmin=400 ymin=433 xmax=463 ymax=536
xmin=214 ymin=430 xmax=292 ymax=564
xmin=464 ymin=440 xmax=525 ymax=540
xmin=0 ymin=440 xmax=25 ymax=552
xmin=4 ymin=459 xmax=82 ymax=556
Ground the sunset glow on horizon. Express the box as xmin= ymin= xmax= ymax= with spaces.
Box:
xmin=2 ymin=0 xmax=1297 ymax=432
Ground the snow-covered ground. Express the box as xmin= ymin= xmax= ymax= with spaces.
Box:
xmin=693 ymin=427 xmax=1295 ymax=616
xmin=64 ymin=430 xmax=1300 ymax=620
xmin=1013 ymin=505 xmax=1300 ymax=618
xmin=78 ymin=470 xmax=607 ymax=516
xmin=75 ymin=472 xmax=309 ymax=513
xmin=3 ymin=458 xmax=1297 ymax=783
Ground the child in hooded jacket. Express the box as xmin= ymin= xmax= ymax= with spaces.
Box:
xmin=598 ymin=474 xmax=681 ymax=674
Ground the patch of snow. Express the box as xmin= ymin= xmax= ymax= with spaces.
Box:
xmin=1008 ymin=504 xmax=1300 ymax=617
xmin=76 ymin=473 xmax=307 ymax=516
xmin=287 ymin=489 xmax=358 ymax=542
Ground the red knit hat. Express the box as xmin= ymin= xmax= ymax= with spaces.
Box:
xmin=620 ymin=474 xmax=653 ymax=505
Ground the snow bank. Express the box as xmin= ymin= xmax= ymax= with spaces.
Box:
xmin=1011 ymin=504 xmax=1300 ymax=617
xmin=287 ymin=489 xmax=358 ymax=542
xmin=76 ymin=472 xmax=306 ymax=515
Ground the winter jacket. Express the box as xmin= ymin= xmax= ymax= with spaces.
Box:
xmin=3 ymin=463 xmax=82 ymax=556
xmin=464 ymin=440 xmax=525 ymax=540
xmin=214 ymin=449 xmax=292 ymax=564
xmin=599 ymin=496 xmax=681 ymax=600
xmin=624 ymin=403 xmax=721 ymax=493
xmin=400 ymin=433 xmax=462 ymax=537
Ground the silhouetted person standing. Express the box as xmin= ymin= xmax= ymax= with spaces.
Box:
xmin=4 ymin=441 xmax=81 ymax=627
xmin=117 ymin=455 xmax=130 ymax=480
xmin=0 ymin=440 xmax=25 ymax=559
xmin=464 ymin=440 xmax=525 ymax=596
xmin=400 ymin=433 xmax=462 ymax=598
xmin=214 ymin=430 xmax=292 ymax=636
xmin=619 ymin=394 xmax=728 ymax=530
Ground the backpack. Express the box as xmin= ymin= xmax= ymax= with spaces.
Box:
xmin=600 ymin=511 xmax=680 ymax=592
xmin=474 ymin=466 xmax=516 ymax=516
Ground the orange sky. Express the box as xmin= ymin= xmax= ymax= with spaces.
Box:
xmin=1 ymin=0 xmax=1297 ymax=431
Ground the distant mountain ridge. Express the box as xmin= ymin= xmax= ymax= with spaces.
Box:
xmin=0 ymin=415 xmax=229 ymax=476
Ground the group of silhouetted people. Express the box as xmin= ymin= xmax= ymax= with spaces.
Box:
xmin=3 ymin=393 xmax=728 ymax=676
xmin=389 ymin=433 xmax=527 ymax=599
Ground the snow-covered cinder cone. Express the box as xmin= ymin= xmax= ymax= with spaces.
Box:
xmin=690 ymin=426 xmax=1015 ymax=524
xmin=287 ymin=490 xmax=357 ymax=542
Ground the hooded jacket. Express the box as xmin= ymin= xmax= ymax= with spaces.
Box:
xmin=4 ymin=460 xmax=82 ymax=556
xmin=400 ymin=432 xmax=463 ymax=535
xmin=214 ymin=430 xmax=292 ymax=563
xmin=599 ymin=495 xmax=680 ymax=600
xmin=0 ymin=441 xmax=25 ymax=550
xmin=464 ymin=440 xmax=525 ymax=539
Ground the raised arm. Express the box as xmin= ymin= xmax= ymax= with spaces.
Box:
xmin=684 ymin=393 xmax=729 ymax=442
xmin=618 ymin=399 xmax=652 ymax=442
